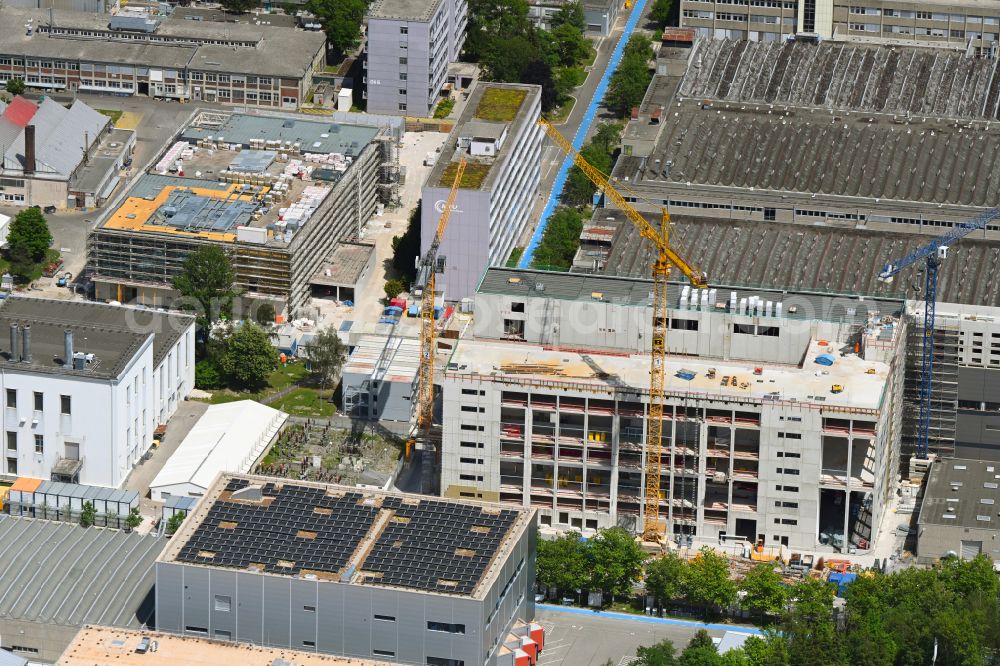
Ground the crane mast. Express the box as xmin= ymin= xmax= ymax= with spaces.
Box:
xmin=414 ymin=159 xmax=466 ymax=483
xmin=878 ymin=206 xmax=1000 ymax=459
xmin=536 ymin=119 xmax=707 ymax=541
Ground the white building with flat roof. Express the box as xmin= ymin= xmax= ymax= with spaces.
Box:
xmin=0 ymin=297 xmax=194 ymax=487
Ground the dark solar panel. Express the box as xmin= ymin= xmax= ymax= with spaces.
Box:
xmin=176 ymin=480 xmax=520 ymax=594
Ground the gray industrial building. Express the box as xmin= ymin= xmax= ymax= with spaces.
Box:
xmin=917 ymin=458 xmax=1000 ymax=562
xmin=0 ymin=516 xmax=160 ymax=662
xmin=527 ymin=0 xmax=619 ymax=35
xmin=365 ymin=0 xmax=467 ymax=116
xmin=421 ymin=82 xmax=543 ymax=301
xmin=342 ymin=335 xmax=420 ymax=421
xmin=156 ymin=473 xmax=537 ymax=666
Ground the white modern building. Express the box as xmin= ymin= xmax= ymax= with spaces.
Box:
xmin=365 ymin=0 xmax=467 ymax=116
xmin=0 ymin=297 xmax=195 ymax=487
xmin=421 ymin=82 xmax=542 ymax=302
xmin=149 ymin=400 xmax=288 ymax=501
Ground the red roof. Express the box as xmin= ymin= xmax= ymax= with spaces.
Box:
xmin=3 ymin=96 xmax=38 ymax=128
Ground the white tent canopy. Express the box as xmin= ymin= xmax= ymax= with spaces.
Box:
xmin=150 ymin=400 xmax=287 ymax=501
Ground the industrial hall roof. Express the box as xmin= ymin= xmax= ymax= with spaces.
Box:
xmin=162 ymin=474 xmax=533 ymax=599
xmin=634 ymin=39 xmax=1000 ymax=209
xmin=918 ymin=459 xmax=1000 ymax=530
xmin=0 ymin=516 xmax=158 ymax=629
xmin=0 ymin=97 xmax=109 ymax=178
xmin=582 ymin=211 xmax=1000 ymax=308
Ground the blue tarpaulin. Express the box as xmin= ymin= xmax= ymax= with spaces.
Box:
xmin=815 ymin=353 xmax=835 ymax=366
xmin=676 ymin=369 xmax=696 ymax=381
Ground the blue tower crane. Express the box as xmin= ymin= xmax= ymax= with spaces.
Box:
xmin=878 ymin=207 xmax=1000 ymax=459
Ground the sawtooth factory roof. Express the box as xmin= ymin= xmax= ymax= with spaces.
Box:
xmin=678 ymin=40 xmax=1000 ymax=119
xmin=584 ymin=212 xmax=1000 ymax=307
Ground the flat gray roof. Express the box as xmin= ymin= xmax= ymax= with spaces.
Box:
xmin=0 ymin=7 xmax=325 ymax=79
xmin=311 ymin=242 xmax=374 ymax=287
xmin=479 ymin=267 xmax=905 ymax=325
xmin=461 ymin=120 xmax=506 ymax=140
xmin=179 ymin=114 xmax=380 ymax=156
xmin=0 ymin=297 xmax=192 ymax=379
xmin=0 ymin=516 xmax=159 ymax=628
xmin=368 ymin=0 xmax=442 ymax=21
xmin=919 ymin=459 xmax=1000 ymax=530
xmin=586 ymin=210 xmax=1000 ymax=307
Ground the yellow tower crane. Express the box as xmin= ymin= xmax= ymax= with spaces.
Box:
xmin=415 ymin=159 xmax=467 ymax=455
xmin=537 ymin=118 xmax=707 ymax=541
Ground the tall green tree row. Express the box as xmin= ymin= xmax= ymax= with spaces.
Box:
xmin=607 ymin=35 xmax=655 ymax=118
xmin=536 ymin=528 xmax=646 ymax=601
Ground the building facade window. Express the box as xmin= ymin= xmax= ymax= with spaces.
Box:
xmin=34 ymin=434 xmax=43 ymax=454
xmin=33 ymin=392 xmax=42 ymax=411
xmin=61 ymin=395 xmax=71 ymax=415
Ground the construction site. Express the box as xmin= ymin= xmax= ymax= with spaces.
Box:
xmin=88 ymin=110 xmax=400 ymax=315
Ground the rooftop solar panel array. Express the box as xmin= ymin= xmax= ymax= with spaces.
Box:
xmin=363 ymin=496 xmax=519 ymax=595
xmin=176 ymin=478 xmax=377 ymax=576
xmin=173 ymin=478 xmax=522 ymax=596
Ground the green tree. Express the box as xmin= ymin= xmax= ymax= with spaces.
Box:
xmin=219 ymin=322 xmax=278 ymax=390
xmin=309 ymin=0 xmax=367 ymax=56
xmin=166 ymin=511 xmax=186 ymax=535
xmin=536 ymin=531 xmax=589 ymax=597
xmin=391 ymin=203 xmax=421 ymax=285
xmin=739 ymin=564 xmax=789 ymax=619
xmin=587 ymin=526 xmax=646 ymax=601
xmin=195 ymin=358 xmax=225 ymax=389
xmin=80 ymin=501 xmax=96 ymax=528
xmin=650 ymin=0 xmax=674 ymax=27
xmin=607 ymin=35 xmax=653 ymax=117
xmin=7 ymin=207 xmax=52 ymax=264
xmin=220 ymin=0 xmax=255 ymax=12
xmin=635 ymin=638 xmax=678 ymax=666
xmin=531 ymin=207 xmax=583 ymax=270
xmin=783 ymin=578 xmax=845 ymax=666
xmin=645 ymin=552 xmax=685 ymax=605
xmin=305 ymin=325 xmax=347 ymax=393
xmin=172 ymin=245 xmax=238 ymax=334
xmin=552 ymin=0 xmax=585 ymax=29
xmin=562 ymin=123 xmax=621 ymax=206
xmin=679 ymin=630 xmax=723 ymax=666
xmin=551 ymin=23 xmax=592 ymax=67
xmin=255 ymin=302 xmax=276 ymax=325
xmin=384 ymin=279 xmax=404 ymax=301
xmin=125 ymin=507 xmax=143 ymax=531
xmin=681 ymin=547 xmax=737 ymax=616
xmin=741 ymin=634 xmax=789 ymax=666
xmin=5 ymin=78 xmax=25 ymax=96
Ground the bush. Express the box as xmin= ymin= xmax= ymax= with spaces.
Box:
xmin=80 ymin=501 xmax=96 ymax=528
xmin=195 ymin=359 xmax=225 ymax=389
xmin=166 ymin=512 xmax=186 ymax=535
xmin=5 ymin=78 xmax=25 ymax=96
xmin=384 ymin=279 xmax=404 ymax=300
xmin=433 ymin=98 xmax=456 ymax=119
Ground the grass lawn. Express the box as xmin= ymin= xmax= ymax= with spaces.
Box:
xmin=474 ymin=87 xmax=528 ymax=122
xmin=545 ymin=97 xmax=576 ymax=125
xmin=433 ymin=97 xmax=456 ymax=119
xmin=439 ymin=161 xmax=492 ymax=189
xmin=206 ymin=362 xmax=310 ymax=404
xmin=271 ymin=388 xmax=335 ymax=418
xmin=96 ymin=109 xmax=123 ymax=125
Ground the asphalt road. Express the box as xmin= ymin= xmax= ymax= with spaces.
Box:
xmin=535 ymin=605 xmax=760 ymax=666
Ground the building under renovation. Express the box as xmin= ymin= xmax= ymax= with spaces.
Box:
xmin=437 ymin=268 xmax=908 ymax=553
xmin=88 ymin=110 xmax=398 ymax=315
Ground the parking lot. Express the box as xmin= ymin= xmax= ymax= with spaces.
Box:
xmin=535 ymin=606 xmax=759 ymax=666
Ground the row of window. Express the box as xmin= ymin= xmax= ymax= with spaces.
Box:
xmin=6 ymin=431 xmax=45 ymax=454
xmin=849 ymin=7 xmax=1000 ymax=22
xmin=190 ymin=73 xmax=274 ymax=86
xmin=42 ymin=26 xmax=256 ymax=48
xmin=6 ymin=389 xmax=71 ymax=414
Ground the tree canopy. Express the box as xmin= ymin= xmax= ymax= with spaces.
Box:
xmin=7 ymin=207 xmax=52 ymax=279
xmin=305 ymin=325 xmax=347 ymax=392
xmin=536 ymin=530 xmax=589 ymax=595
xmin=681 ymin=548 xmax=737 ymax=615
xmin=587 ymin=526 xmax=647 ymax=600
xmin=218 ymin=322 xmax=278 ymax=390
xmin=172 ymin=245 xmax=238 ymax=333
xmin=607 ymin=35 xmax=654 ymax=117
xmin=5 ymin=78 xmax=25 ymax=96
xmin=220 ymin=0 xmax=255 ymax=13
xmin=531 ymin=207 xmax=584 ymax=270
xmin=650 ymin=0 xmax=674 ymax=28
xmin=563 ymin=122 xmax=622 ymax=206
xmin=738 ymin=564 xmax=789 ymax=618
xmin=309 ymin=0 xmax=367 ymax=57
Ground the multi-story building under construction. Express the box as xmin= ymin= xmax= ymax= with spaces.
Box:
xmin=89 ymin=110 xmax=399 ymax=316
xmin=438 ymin=268 xmax=909 ymax=552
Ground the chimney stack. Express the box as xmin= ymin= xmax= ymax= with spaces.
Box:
xmin=23 ymin=125 xmax=36 ymax=175
xmin=64 ymin=329 xmax=73 ymax=367
xmin=21 ymin=324 xmax=31 ymax=364
xmin=9 ymin=323 xmax=19 ymax=363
